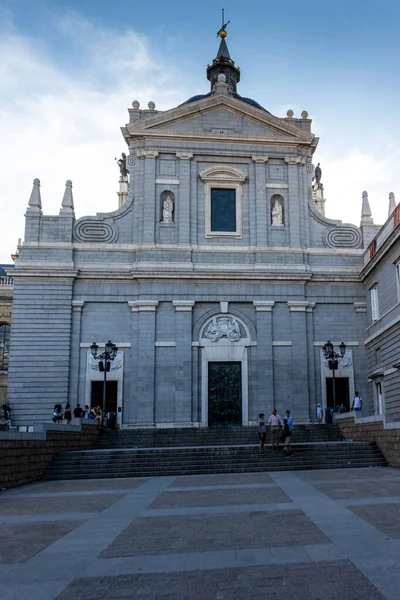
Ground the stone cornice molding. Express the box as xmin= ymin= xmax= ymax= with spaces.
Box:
xmin=287 ymin=301 xmax=311 ymax=312
xmin=252 ymin=156 xmax=269 ymax=163
xmin=285 ymin=156 xmax=305 ymax=165
xmin=72 ymin=301 xmax=84 ymax=312
xmin=172 ymin=300 xmax=195 ymax=311
xmin=199 ymin=165 xmax=247 ymax=183
xmin=253 ymin=301 xmax=275 ymax=311
xmin=128 ymin=300 xmax=159 ymax=311
xmin=136 ymin=150 xmax=159 ymax=159
xmin=354 ymin=302 xmax=367 ymax=313
xmin=176 ymin=152 xmax=193 ymax=160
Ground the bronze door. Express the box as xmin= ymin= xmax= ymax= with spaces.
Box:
xmin=208 ymin=362 xmax=242 ymax=427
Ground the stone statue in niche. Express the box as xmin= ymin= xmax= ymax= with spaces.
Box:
xmin=162 ymin=193 xmax=174 ymax=223
xmin=204 ymin=317 xmax=241 ymax=342
xmin=271 ymin=198 xmax=283 ymax=225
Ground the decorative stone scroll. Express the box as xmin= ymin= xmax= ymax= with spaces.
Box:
xmin=204 ymin=316 xmax=241 ymax=342
xmin=323 ymin=225 xmax=362 ymax=249
xmin=74 ymin=218 xmax=119 ymax=243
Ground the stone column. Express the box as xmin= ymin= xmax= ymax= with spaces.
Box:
xmin=127 ymin=301 xmax=139 ymax=425
xmin=173 ymin=300 xmax=195 ymax=423
xmin=285 ymin=156 xmax=301 ymax=247
xmin=176 ymin=153 xmax=193 ymax=244
xmin=132 ymin=300 xmax=158 ymax=425
xmin=253 ymin=301 xmax=275 ymax=417
xmin=252 ymin=157 xmax=269 ymax=246
xmin=288 ymin=301 xmax=310 ymax=418
xmin=139 ymin=150 xmax=159 ymax=244
xmin=69 ymin=301 xmax=84 ymax=408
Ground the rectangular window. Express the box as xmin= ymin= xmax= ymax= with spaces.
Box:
xmin=211 ymin=188 xmax=236 ymax=232
xmin=370 ymin=286 xmax=379 ymax=321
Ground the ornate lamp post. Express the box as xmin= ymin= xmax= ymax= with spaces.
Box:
xmin=323 ymin=340 xmax=346 ymax=411
xmin=90 ymin=340 xmax=118 ymax=421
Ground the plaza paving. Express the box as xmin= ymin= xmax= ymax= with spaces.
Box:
xmin=1 ymin=468 xmax=400 ymax=599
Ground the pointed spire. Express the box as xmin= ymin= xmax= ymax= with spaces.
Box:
xmin=26 ymin=178 xmax=42 ymax=215
xmin=388 ymin=192 xmax=396 ymax=216
xmin=360 ymin=190 xmax=374 ymax=228
xmin=216 ymin=37 xmax=231 ymax=59
xmin=207 ymin=27 xmax=240 ymax=95
xmin=59 ymin=180 xmax=75 ymax=216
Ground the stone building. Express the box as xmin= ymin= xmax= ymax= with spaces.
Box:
xmin=0 ymin=265 xmax=13 ymax=406
xmin=6 ymin=34 xmax=398 ymax=428
xmin=361 ymin=200 xmax=400 ymax=420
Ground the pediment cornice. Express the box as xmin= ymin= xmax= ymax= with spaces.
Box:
xmin=122 ymin=94 xmax=315 ymax=147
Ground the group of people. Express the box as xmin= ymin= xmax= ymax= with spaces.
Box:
xmin=0 ymin=403 xmax=11 ymax=430
xmin=52 ymin=403 xmax=103 ymax=424
xmin=258 ymin=409 xmax=294 ymax=458
xmin=316 ymin=392 xmax=363 ymax=423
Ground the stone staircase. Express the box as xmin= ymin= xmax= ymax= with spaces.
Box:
xmin=44 ymin=425 xmax=386 ymax=479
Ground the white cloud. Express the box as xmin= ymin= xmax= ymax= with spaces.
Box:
xmin=0 ymin=12 xmax=185 ymax=263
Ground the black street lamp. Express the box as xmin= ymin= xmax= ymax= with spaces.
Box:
xmin=323 ymin=340 xmax=346 ymax=411
xmin=90 ymin=340 xmax=118 ymax=422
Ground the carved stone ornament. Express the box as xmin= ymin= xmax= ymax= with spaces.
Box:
xmin=74 ymin=218 xmax=119 ymax=243
xmin=89 ymin=353 xmax=122 ymax=371
xmin=323 ymin=226 xmax=362 ymax=249
xmin=204 ymin=317 xmax=241 ymax=342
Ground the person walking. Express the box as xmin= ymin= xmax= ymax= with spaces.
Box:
xmin=269 ymin=408 xmax=282 ymax=451
xmin=91 ymin=404 xmax=103 ymax=425
xmin=258 ymin=413 xmax=267 ymax=454
xmin=316 ymin=403 xmax=323 ymax=423
xmin=52 ymin=403 xmax=63 ymax=424
xmin=351 ymin=391 xmax=363 ymax=412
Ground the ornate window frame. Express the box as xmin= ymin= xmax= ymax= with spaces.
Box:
xmin=200 ymin=166 xmax=247 ymax=238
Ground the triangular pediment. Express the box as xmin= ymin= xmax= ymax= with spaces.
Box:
xmin=123 ymin=94 xmax=315 ymax=146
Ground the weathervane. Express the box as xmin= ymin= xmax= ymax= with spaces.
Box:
xmin=216 ymin=8 xmax=230 ymax=38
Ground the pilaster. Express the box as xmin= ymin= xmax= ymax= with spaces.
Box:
xmin=288 ymin=301 xmax=310 ymax=418
xmin=140 ymin=151 xmax=159 ymax=244
xmin=176 ymin=153 xmax=193 ymax=244
xmin=69 ymin=301 xmax=84 ymax=408
xmin=285 ymin=156 xmax=302 ymax=247
xmin=131 ymin=300 xmax=158 ymax=424
xmin=252 ymin=156 xmax=268 ymax=246
xmin=128 ymin=301 xmax=140 ymax=424
xmin=173 ymin=300 xmax=195 ymax=422
xmin=253 ymin=301 xmax=275 ymax=416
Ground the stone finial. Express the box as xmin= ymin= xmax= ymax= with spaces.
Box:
xmin=148 ymin=101 xmax=155 ymax=110
xmin=388 ymin=192 xmax=396 ymax=216
xmin=27 ymin=178 xmax=42 ymax=214
xmin=301 ymin=110 xmax=309 ymax=119
xmin=217 ymin=73 xmax=226 ymax=83
xmin=286 ymin=109 xmax=294 ymax=118
xmin=59 ymin=180 xmax=75 ymax=216
xmin=361 ymin=190 xmax=372 ymax=218
xmin=132 ymin=100 xmax=140 ymax=109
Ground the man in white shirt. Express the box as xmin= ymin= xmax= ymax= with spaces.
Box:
xmin=269 ymin=408 xmax=282 ymax=451
xmin=351 ymin=391 xmax=363 ymax=411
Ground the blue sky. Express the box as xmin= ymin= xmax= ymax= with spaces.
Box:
xmin=1 ymin=0 xmax=400 ymax=262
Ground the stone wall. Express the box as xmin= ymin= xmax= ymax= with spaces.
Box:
xmin=336 ymin=415 xmax=400 ymax=468
xmin=0 ymin=422 xmax=99 ymax=490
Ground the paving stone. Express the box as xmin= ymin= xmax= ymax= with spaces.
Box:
xmin=55 ymin=562 xmax=386 ymax=600
xmin=170 ymin=473 xmax=274 ymax=487
xmin=317 ymin=480 xmax=400 ymax=500
xmin=298 ymin=468 xmax=400 ymax=483
xmin=0 ymin=494 xmax=124 ymax=516
xmin=349 ymin=503 xmax=400 ymax=538
xmin=100 ymin=510 xmax=328 ymax=558
xmin=0 ymin=521 xmax=83 ymax=564
xmin=149 ymin=486 xmax=290 ymax=509
xmin=17 ymin=479 xmax=148 ymax=495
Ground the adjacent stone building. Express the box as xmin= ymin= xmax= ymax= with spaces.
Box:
xmin=6 ymin=34 xmax=399 ymax=428
xmin=0 ymin=265 xmax=13 ymax=406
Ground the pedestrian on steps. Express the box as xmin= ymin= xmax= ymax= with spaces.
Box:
xmin=269 ymin=408 xmax=282 ymax=451
xmin=258 ymin=413 xmax=267 ymax=454
xmin=280 ymin=418 xmax=293 ymax=457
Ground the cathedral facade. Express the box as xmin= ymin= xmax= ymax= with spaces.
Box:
xmin=7 ymin=35 xmax=388 ymax=428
